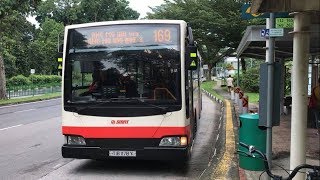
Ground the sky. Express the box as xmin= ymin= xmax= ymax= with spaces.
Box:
xmin=27 ymin=0 xmax=165 ymax=25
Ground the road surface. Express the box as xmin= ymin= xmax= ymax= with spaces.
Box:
xmin=0 ymin=94 xmax=222 ymax=179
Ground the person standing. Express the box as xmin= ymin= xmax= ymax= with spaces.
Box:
xmin=309 ymin=77 xmax=320 ymax=109
xmin=309 ymin=77 xmax=320 ymax=131
xmin=226 ymin=75 xmax=234 ymax=92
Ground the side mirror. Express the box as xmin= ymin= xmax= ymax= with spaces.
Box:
xmin=185 ymin=45 xmax=198 ymax=70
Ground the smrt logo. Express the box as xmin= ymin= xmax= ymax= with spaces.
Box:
xmin=111 ymin=120 xmax=129 ymax=125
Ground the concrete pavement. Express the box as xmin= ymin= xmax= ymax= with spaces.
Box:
xmin=211 ymin=79 xmax=320 ymax=180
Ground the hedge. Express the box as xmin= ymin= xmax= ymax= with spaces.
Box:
xmin=7 ymin=75 xmax=61 ymax=87
xmin=7 ymin=75 xmax=31 ymax=86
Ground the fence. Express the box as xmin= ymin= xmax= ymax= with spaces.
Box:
xmin=6 ymin=83 xmax=61 ymax=99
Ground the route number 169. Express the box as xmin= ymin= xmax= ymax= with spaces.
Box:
xmin=154 ymin=29 xmax=171 ymax=43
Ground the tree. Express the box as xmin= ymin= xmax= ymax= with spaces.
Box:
xmin=0 ymin=0 xmax=138 ymax=100
xmin=0 ymin=0 xmax=40 ymax=99
xmin=35 ymin=0 xmax=83 ymax=26
xmin=79 ymin=0 xmax=139 ymax=22
xmin=35 ymin=0 xmax=139 ymax=26
xmin=29 ymin=18 xmax=64 ymax=75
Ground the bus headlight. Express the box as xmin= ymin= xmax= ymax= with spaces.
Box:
xmin=66 ymin=136 xmax=86 ymax=145
xmin=159 ymin=136 xmax=188 ymax=147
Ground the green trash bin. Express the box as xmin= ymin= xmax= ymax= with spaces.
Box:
xmin=238 ymin=113 xmax=266 ymax=171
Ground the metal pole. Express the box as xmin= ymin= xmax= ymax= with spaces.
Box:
xmin=266 ymin=14 xmax=275 ymax=173
xmin=290 ymin=12 xmax=310 ymax=180
xmin=237 ymin=57 xmax=240 ymax=86
xmin=280 ymin=59 xmax=285 ymax=115
xmin=57 ymin=30 xmax=64 ymax=52
xmin=57 ymin=33 xmax=60 ymax=52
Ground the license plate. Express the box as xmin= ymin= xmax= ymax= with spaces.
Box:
xmin=109 ymin=150 xmax=136 ymax=157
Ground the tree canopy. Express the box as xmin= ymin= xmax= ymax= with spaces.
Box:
xmin=35 ymin=0 xmax=139 ymax=26
xmin=147 ymin=0 xmax=248 ymax=68
xmin=0 ymin=0 xmax=139 ymax=99
xmin=0 ymin=0 xmax=263 ymax=99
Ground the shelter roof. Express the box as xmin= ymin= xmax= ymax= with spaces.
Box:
xmin=236 ymin=24 xmax=320 ymax=60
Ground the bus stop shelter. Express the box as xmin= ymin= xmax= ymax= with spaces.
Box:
xmin=236 ymin=2 xmax=320 ymax=178
xmin=236 ymin=24 xmax=320 ymax=61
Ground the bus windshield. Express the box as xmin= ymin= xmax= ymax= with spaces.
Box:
xmin=64 ymin=24 xmax=181 ymax=106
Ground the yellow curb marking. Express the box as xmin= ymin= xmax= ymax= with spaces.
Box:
xmin=211 ymin=100 xmax=235 ymax=180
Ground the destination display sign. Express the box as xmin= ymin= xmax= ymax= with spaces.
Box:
xmin=70 ymin=24 xmax=179 ymax=49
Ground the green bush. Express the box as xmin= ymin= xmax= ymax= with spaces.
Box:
xmin=49 ymin=75 xmax=62 ymax=83
xmin=238 ymin=68 xmax=260 ymax=92
xmin=7 ymin=75 xmax=31 ymax=86
xmin=7 ymin=74 xmax=61 ymax=87
xmin=29 ymin=75 xmax=61 ymax=84
xmin=29 ymin=75 xmax=46 ymax=84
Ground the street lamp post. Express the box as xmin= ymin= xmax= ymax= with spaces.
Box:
xmin=57 ymin=30 xmax=64 ymax=53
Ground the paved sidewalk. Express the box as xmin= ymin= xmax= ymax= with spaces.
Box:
xmin=212 ymin=79 xmax=320 ymax=180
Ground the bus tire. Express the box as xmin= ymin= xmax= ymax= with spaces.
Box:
xmin=174 ymin=146 xmax=191 ymax=166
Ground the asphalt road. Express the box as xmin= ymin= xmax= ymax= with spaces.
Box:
xmin=0 ymin=94 xmax=222 ymax=180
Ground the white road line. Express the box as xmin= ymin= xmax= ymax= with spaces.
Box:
xmin=198 ymin=169 xmax=207 ymax=179
xmin=208 ymin=148 xmax=217 ymax=166
xmin=13 ymin=109 xmax=36 ymax=113
xmin=216 ymin=133 xmax=220 ymax=142
xmin=53 ymin=164 xmax=62 ymax=169
xmin=213 ymin=148 xmax=217 ymax=157
xmin=0 ymin=124 xmax=23 ymax=131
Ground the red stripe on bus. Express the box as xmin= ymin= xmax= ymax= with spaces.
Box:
xmin=62 ymin=126 xmax=190 ymax=138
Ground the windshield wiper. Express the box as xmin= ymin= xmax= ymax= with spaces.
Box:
xmin=70 ymin=100 xmax=111 ymax=113
xmin=125 ymin=98 xmax=168 ymax=114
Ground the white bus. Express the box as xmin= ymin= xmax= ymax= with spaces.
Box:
xmin=61 ymin=20 xmax=202 ymax=161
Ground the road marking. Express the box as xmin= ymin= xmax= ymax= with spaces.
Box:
xmin=211 ymin=100 xmax=235 ymax=179
xmin=0 ymin=124 xmax=23 ymax=131
xmin=199 ymin=169 xmax=207 ymax=179
xmin=216 ymin=133 xmax=220 ymax=142
xmin=53 ymin=164 xmax=62 ymax=169
xmin=13 ymin=109 xmax=36 ymax=113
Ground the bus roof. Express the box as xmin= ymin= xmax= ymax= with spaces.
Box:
xmin=65 ymin=20 xmax=187 ymax=30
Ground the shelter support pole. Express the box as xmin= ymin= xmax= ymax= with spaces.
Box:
xmin=237 ymin=57 xmax=240 ymax=86
xmin=290 ymin=12 xmax=310 ymax=180
xmin=266 ymin=15 xmax=275 ymax=175
xmin=280 ymin=59 xmax=285 ymax=115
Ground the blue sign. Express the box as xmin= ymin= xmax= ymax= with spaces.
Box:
xmin=241 ymin=4 xmax=290 ymax=20
xmin=261 ymin=29 xmax=269 ymax=37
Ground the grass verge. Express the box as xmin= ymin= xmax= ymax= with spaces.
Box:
xmin=0 ymin=92 xmax=61 ymax=106
xmin=245 ymin=92 xmax=259 ymax=103
xmin=201 ymin=81 xmax=224 ymax=100
xmin=201 ymin=80 xmax=259 ymax=103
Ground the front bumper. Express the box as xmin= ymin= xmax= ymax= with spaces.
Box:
xmin=62 ymin=145 xmax=189 ymax=160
